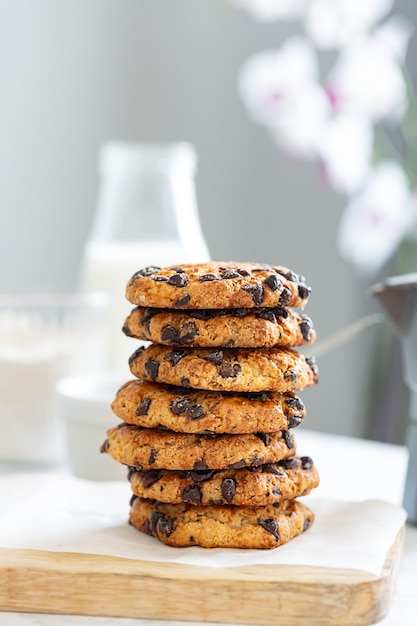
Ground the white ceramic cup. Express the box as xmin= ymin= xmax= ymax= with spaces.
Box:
xmin=56 ymin=373 xmax=127 ymax=481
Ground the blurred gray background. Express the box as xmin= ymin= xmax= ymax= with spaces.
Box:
xmin=1 ymin=0 xmax=415 ymax=442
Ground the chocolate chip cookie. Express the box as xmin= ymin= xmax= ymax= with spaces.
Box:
xmin=128 ymin=344 xmax=319 ymax=393
xmin=128 ymin=456 xmax=319 ymax=506
xmin=126 ymin=262 xmax=311 ymax=310
xmin=123 ymin=306 xmax=316 ymax=349
xmin=129 ymin=497 xmax=314 ymax=548
xmin=101 ymin=423 xmax=297 ymax=470
xmin=112 ymin=380 xmax=306 ymax=434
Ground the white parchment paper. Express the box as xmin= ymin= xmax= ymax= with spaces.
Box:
xmin=0 ymin=473 xmax=406 ymax=576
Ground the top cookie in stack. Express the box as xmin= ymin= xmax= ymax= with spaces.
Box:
xmin=102 ymin=261 xmax=319 ymax=550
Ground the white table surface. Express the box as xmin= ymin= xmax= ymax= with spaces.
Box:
xmin=0 ymin=429 xmax=416 ymax=626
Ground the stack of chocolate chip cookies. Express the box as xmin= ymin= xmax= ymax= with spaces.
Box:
xmin=101 ymin=262 xmax=319 ymax=549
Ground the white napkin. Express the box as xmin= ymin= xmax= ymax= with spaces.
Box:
xmin=0 ymin=473 xmax=406 ymax=576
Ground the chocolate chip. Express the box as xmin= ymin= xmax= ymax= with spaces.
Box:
xmin=235 ymin=308 xmax=249 ymax=317
xmin=130 ymin=266 xmax=160 ymax=283
xmin=186 ymin=404 xmax=205 ymax=420
xmin=288 ymin=415 xmax=303 ymax=429
xmin=298 ymin=284 xmax=311 ymax=300
xmin=248 ymin=391 xmax=269 ymax=402
xmin=203 ymin=350 xmax=223 ymax=365
xmin=179 ymin=322 xmax=198 ymax=344
xmin=221 ymin=269 xmax=242 ymax=279
xmin=100 ymin=439 xmax=109 ymax=453
xmin=148 ymin=448 xmax=157 ymax=465
xmin=141 ymin=470 xmax=162 ymax=488
xmin=284 ymin=369 xmax=297 ymax=382
xmin=285 ymin=396 xmax=305 ymax=411
xmin=129 ymin=494 xmax=138 ymax=506
xmin=150 ymin=511 xmax=163 ymax=534
xmin=156 ymin=513 xmax=173 ymax=537
xmin=175 ymin=294 xmax=191 ymax=307
xmin=257 ymin=309 xmax=277 ymax=323
xmin=299 ymin=316 xmax=313 ymax=341
xmin=128 ymin=346 xmax=146 ymax=366
xmin=164 ymin=350 xmax=186 ymax=366
xmin=301 ymin=456 xmax=313 ymax=469
xmin=278 ymin=287 xmax=292 ymax=306
xmin=264 ymin=274 xmax=281 ymax=291
xmin=142 ymin=307 xmax=161 ymax=322
xmin=136 ymin=397 xmax=152 ymax=416
xmin=152 ymin=275 xmax=170 ymax=282
xmin=278 ymin=457 xmax=300 ymax=470
xmin=306 ymin=356 xmax=319 ymax=379
xmin=189 ymin=309 xmax=220 ymax=319
xmin=193 ymin=460 xmax=208 ymax=470
xmin=262 ymin=463 xmax=285 ymax=476
xmin=181 ymin=377 xmax=190 ymax=387
xmin=198 ymin=273 xmax=218 ymax=282
xmin=145 ymin=359 xmax=160 ymax=380
xmin=242 ymin=284 xmax=264 ymax=306
xmin=170 ymin=266 xmax=185 ymax=273
xmin=161 ymin=325 xmax=180 ymax=343
xmin=282 ymin=430 xmax=295 ymax=449
xmin=186 ymin=469 xmax=216 ymax=482
xmin=225 ymin=339 xmax=235 ymax=347
xmin=274 ymin=268 xmax=297 ymax=282
xmin=171 ymin=397 xmax=191 ymax=415
xmin=229 ymin=459 xmax=246 ymax=469
xmin=251 ymin=454 xmax=265 ymax=466
xmin=181 ymin=483 xmax=202 ymax=505
xmin=168 ymin=273 xmax=189 ymax=287
xmin=219 ymin=362 xmax=241 ymax=378
xmin=237 ymin=268 xmax=250 ymax=276
xmin=122 ymin=322 xmax=135 ymax=337
xmin=303 ymin=518 xmax=312 ymax=532
xmin=221 ymin=478 xmax=236 ymax=503
xmin=254 ymin=432 xmax=270 ymax=446
xmin=258 ymin=518 xmax=280 ymax=541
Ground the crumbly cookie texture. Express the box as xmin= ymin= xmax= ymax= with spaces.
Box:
xmin=123 ymin=306 xmax=316 ymax=349
xmin=128 ymin=344 xmax=319 ymax=393
xmin=111 ymin=379 xmax=306 ymax=434
xmin=129 ymin=497 xmax=314 ymax=549
xmin=101 ymin=423 xmax=297 ymax=471
xmin=125 ymin=262 xmax=311 ymax=310
xmin=129 ymin=456 xmax=319 ymax=506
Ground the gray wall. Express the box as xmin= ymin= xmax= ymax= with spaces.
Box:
xmin=1 ymin=0 xmax=415 ymax=440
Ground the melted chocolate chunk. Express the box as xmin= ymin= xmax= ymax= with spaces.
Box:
xmin=306 ymin=356 xmax=319 ymax=378
xmin=221 ymin=269 xmax=242 ymax=279
xmin=278 ymin=457 xmax=300 ymax=470
xmin=142 ymin=307 xmax=161 ymax=322
xmin=128 ymin=346 xmax=146 ymax=366
xmin=189 ymin=309 xmax=220 ymax=320
xmin=282 ymin=430 xmax=295 ymax=449
xmin=181 ymin=483 xmax=202 ymax=505
xmin=148 ymin=448 xmax=157 ymax=465
xmin=185 ymin=469 xmax=216 ymax=482
xmin=152 ymin=275 xmax=170 ymax=282
xmin=122 ymin=322 xmax=135 ymax=338
xmin=186 ymin=404 xmax=205 ymax=420
xmin=203 ymin=350 xmax=223 ymax=365
xmin=264 ymin=274 xmax=281 ymax=292
xmin=262 ymin=463 xmax=285 ymax=476
xmin=258 ymin=518 xmax=280 ymax=541
xmin=164 ymin=350 xmax=186 ymax=366
xmin=221 ymin=478 xmax=236 ymax=503
xmin=141 ymin=470 xmax=162 ymax=488
xmin=161 ymin=325 xmax=180 ymax=343
xmin=145 ymin=359 xmax=160 ymax=380
xmin=285 ymin=396 xmax=305 ymax=411
xmin=242 ymin=284 xmax=264 ymax=306
xmin=254 ymin=432 xmax=270 ymax=446
xmin=301 ymin=456 xmax=314 ymax=470
xmin=168 ymin=273 xmax=189 ymax=287
xmin=175 ymin=294 xmax=191 ymax=307
xmin=299 ymin=316 xmax=313 ymax=341
xmin=229 ymin=459 xmax=246 ymax=469
xmin=193 ymin=460 xmax=209 ymax=470
xmin=298 ymin=284 xmax=311 ymax=300
xmin=288 ymin=415 xmax=303 ymax=429
xmin=151 ymin=511 xmax=173 ymax=537
xmin=219 ymin=362 xmax=242 ymax=378
xmin=274 ymin=268 xmax=297 ymax=282
xmin=130 ymin=266 xmax=160 ymax=283
xmin=136 ymin=397 xmax=152 ymax=416
xmin=171 ymin=397 xmax=192 ymax=415
xmin=278 ymin=287 xmax=292 ymax=306
xmin=198 ymin=273 xmax=218 ymax=282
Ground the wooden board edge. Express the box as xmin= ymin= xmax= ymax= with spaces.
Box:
xmin=0 ymin=526 xmax=405 ymax=626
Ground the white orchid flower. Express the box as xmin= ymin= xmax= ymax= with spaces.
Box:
xmin=337 ymin=161 xmax=416 ymax=275
xmin=238 ymin=37 xmax=330 ymax=157
xmin=305 ymin=0 xmax=394 ymax=49
xmin=232 ymin=0 xmax=307 ymax=22
xmin=317 ymin=115 xmax=373 ymax=195
xmin=325 ymin=17 xmax=412 ymax=121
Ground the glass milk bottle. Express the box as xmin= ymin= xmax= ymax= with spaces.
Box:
xmin=79 ymin=141 xmax=210 ymax=374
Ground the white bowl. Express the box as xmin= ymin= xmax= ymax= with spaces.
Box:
xmin=56 ymin=373 xmax=127 ymax=481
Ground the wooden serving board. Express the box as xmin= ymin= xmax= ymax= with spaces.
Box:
xmin=0 ymin=528 xmax=404 ymax=626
